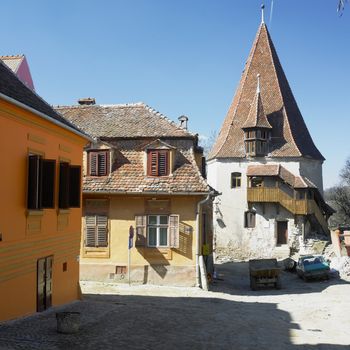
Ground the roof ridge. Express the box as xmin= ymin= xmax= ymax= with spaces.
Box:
xmin=263 ymin=25 xmax=302 ymax=157
xmin=209 ymin=24 xmax=264 ymax=160
xmin=141 ymin=102 xmax=197 ymax=137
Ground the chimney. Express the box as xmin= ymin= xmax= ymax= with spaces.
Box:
xmin=178 ymin=115 xmax=189 ymax=130
xmin=78 ymin=97 xmax=96 ymax=105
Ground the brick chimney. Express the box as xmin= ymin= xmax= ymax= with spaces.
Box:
xmin=78 ymin=97 xmax=96 ymax=105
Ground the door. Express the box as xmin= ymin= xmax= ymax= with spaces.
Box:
xmin=277 ymin=221 xmax=288 ymax=245
xmin=37 ymin=256 xmax=53 ymax=312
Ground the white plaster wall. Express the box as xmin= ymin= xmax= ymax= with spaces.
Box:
xmin=207 ymin=156 xmax=320 ymax=259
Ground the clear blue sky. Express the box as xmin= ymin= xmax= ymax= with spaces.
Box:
xmin=1 ymin=0 xmax=349 ymax=188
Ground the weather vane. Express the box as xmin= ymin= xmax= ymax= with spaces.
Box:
xmin=261 ymin=3 xmax=265 ymax=24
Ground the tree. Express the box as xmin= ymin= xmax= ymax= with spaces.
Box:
xmin=325 ymin=157 xmax=350 ymax=227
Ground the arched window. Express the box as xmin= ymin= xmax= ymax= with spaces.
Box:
xmin=231 ymin=172 xmax=242 ymax=188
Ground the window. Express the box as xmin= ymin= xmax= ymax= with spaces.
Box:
xmin=244 ymin=211 xmax=256 ymax=228
xmin=251 ymin=176 xmax=263 ymax=187
xmin=59 ymin=162 xmax=81 ymax=209
xmin=231 ymin=172 xmax=242 ymax=188
xmin=135 ymin=214 xmax=179 ymax=248
xmin=147 ymin=215 xmax=169 ymax=247
xmin=27 ymin=155 xmax=56 ymax=210
xmin=147 ymin=150 xmax=169 ymax=176
xmin=88 ymin=150 xmax=109 ymax=176
xmin=85 ymin=215 xmax=108 ymax=247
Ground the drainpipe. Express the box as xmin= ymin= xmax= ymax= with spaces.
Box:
xmin=196 ymin=192 xmax=213 ymax=288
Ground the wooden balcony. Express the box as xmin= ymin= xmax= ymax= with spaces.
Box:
xmin=247 ymin=187 xmax=329 ymax=233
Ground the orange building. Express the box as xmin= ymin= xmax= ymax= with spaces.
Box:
xmin=0 ymin=60 xmax=89 ymax=321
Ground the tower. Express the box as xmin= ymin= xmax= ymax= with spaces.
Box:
xmin=207 ymin=18 xmax=333 ymax=260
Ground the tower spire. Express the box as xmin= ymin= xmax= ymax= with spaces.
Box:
xmin=261 ymin=3 xmax=265 ymax=24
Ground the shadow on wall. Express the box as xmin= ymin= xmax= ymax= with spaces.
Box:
xmin=173 ymin=222 xmax=193 ymax=259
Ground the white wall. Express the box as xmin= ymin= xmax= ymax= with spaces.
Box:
xmin=207 ymin=156 xmax=322 ymax=259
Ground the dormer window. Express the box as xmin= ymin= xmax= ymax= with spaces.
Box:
xmin=88 ymin=150 xmax=110 ymax=176
xmin=147 ymin=150 xmax=169 ymax=176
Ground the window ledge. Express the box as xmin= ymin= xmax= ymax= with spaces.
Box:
xmin=26 ymin=210 xmax=44 ymax=217
xmin=57 ymin=209 xmax=70 ymax=215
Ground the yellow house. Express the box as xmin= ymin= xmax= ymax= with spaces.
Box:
xmin=57 ymin=101 xmax=215 ymax=286
xmin=0 ymin=60 xmax=89 ymax=321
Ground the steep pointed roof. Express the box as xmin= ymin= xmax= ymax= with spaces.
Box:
xmin=242 ymin=78 xmax=272 ymax=129
xmin=209 ymin=23 xmax=324 ymax=161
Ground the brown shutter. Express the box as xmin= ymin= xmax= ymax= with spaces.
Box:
xmin=158 ymin=151 xmax=168 ymax=176
xmin=41 ymin=159 xmax=56 ymax=208
xmin=27 ymin=155 xmax=42 ymax=209
xmin=85 ymin=215 xmax=97 ymax=247
xmin=135 ymin=215 xmax=147 ymax=246
xmin=96 ymin=215 xmax=108 ymax=247
xmin=169 ymin=214 xmax=179 ymax=248
xmin=98 ymin=152 xmax=108 ymax=176
xmin=59 ymin=162 xmax=70 ymax=209
xmin=69 ymin=165 xmax=81 ymax=208
xmin=148 ymin=151 xmax=158 ymax=176
xmin=89 ymin=152 xmax=98 ymax=176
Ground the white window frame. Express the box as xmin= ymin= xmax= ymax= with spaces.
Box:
xmin=147 ymin=215 xmax=169 ymax=247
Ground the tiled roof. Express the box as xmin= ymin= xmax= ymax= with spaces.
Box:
xmin=56 ymin=103 xmax=196 ymax=139
xmin=0 ymin=59 xmax=85 ymax=136
xmin=242 ymin=90 xmax=272 ymax=129
xmin=0 ymin=55 xmax=23 ymax=73
xmin=247 ymin=164 xmax=316 ymax=189
xmin=209 ymin=23 xmax=324 ymax=161
xmin=83 ymin=140 xmax=210 ymax=194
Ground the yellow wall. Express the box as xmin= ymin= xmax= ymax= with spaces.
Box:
xmin=0 ymin=98 xmax=86 ymax=321
xmin=81 ymin=194 xmax=206 ymax=285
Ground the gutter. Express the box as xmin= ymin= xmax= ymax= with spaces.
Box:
xmin=83 ymin=190 xmax=210 ymax=196
xmin=0 ymin=92 xmax=93 ymax=141
xmin=195 ymin=190 xmax=215 ymax=288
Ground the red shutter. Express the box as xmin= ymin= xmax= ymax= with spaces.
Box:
xmin=158 ymin=151 xmax=168 ymax=176
xmin=98 ymin=152 xmax=108 ymax=176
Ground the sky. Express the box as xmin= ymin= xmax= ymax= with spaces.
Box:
xmin=1 ymin=0 xmax=349 ymax=189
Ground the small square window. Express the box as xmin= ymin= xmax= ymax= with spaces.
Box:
xmin=231 ymin=172 xmax=242 ymax=188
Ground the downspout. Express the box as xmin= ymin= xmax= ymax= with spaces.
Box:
xmin=196 ymin=192 xmax=213 ymax=288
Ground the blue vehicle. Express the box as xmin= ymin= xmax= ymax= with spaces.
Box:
xmin=296 ymin=255 xmax=330 ymax=281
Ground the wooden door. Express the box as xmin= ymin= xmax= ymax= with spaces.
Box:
xmin=277 ymin=221 xmax=288 ymax=245
xmin=37 ymin=256 xmax=53 ymax=312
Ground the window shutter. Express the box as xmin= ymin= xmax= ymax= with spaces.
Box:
xmin=89 ymin=152 xmax=98 ymax=176
xmin=135 ymin=215 xmax=147 ymax=246
xmin=69 ymin=165 xmax=81 ymax=208
xmin=27 ymin=155 xmax=42 ymax=210
xmin=96 ymin=215 xmax=108 ymax=247
xmin=59 ymin=162 xmax=70 ymax=209
xmin=158 ymin=151 xmax=168 ymax=176
xmin=41 ymin=159 xmax=56 ymax=208
xmin=148 ymin=151 xmax=158 ymax=176
xmin=85 ymin=215 xmax=97 ymax=247
xmin=98 ymin=152 xmax=108 ymax=176
xmin=169 ymin=214 xmax=180 ymax=248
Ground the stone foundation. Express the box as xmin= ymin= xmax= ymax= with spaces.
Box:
xmin=80 ymin=263 xmax=196 ymax=287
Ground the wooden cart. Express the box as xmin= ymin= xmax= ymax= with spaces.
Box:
xmin=249 ymin=259 xmax=282 ymax=290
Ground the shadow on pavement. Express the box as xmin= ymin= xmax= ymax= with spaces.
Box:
xmin=210 ymin=261 xmax=350 ymax=296
xmin=0 ymin=292 xmax=348 ymax=349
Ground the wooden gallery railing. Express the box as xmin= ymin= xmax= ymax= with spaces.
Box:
xmin=247 ymin=187 xmax=329 ymax=233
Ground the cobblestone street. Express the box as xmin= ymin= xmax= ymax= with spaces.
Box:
xmin=1 ymin=263 xmax=350 ymax=350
